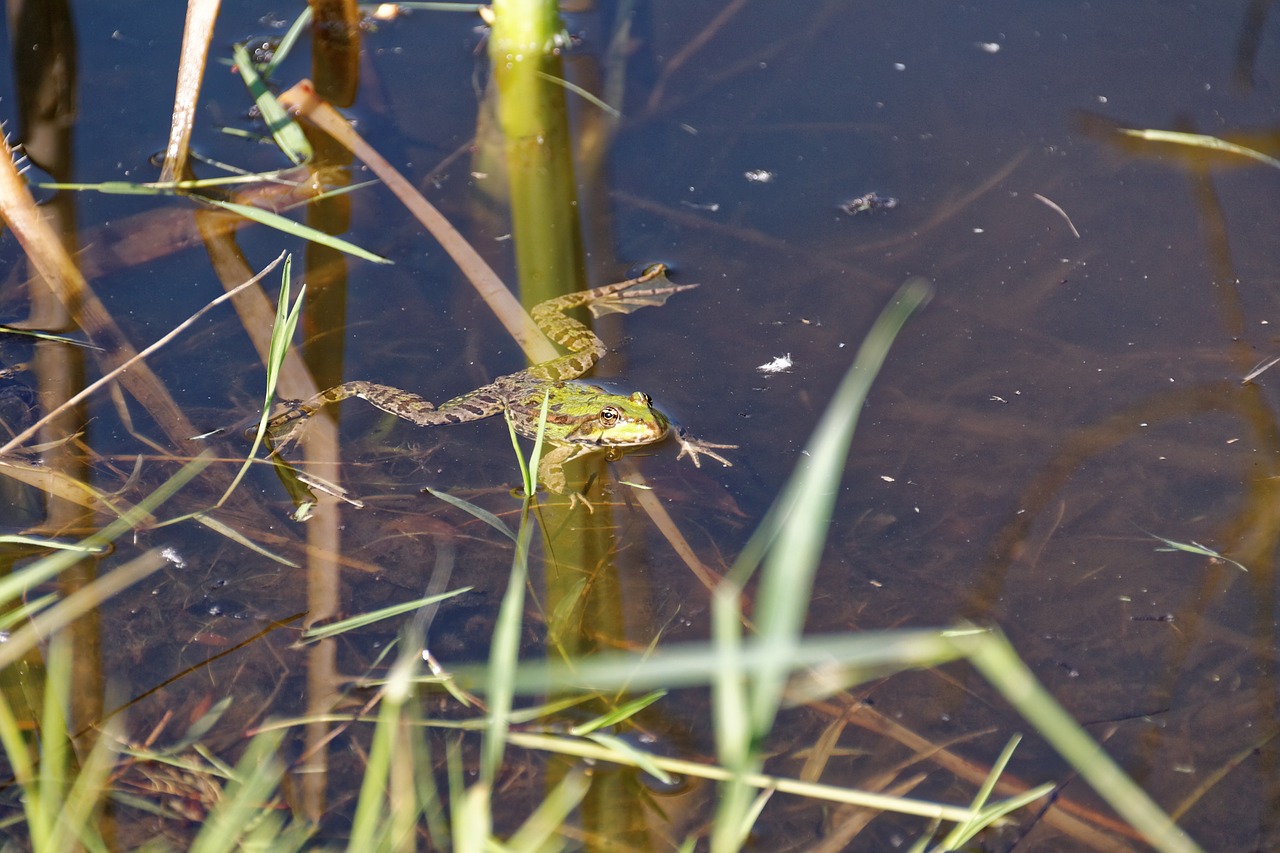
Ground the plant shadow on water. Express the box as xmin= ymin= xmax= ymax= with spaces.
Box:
xmin=0 ymin=0 xmax=1278 ymax=849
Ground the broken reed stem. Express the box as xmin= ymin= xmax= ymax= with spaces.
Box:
xmin=160 ymin=0 xmax=221 ymax=182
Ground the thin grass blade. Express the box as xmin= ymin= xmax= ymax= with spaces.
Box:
xmin=300 ymin=588 xmax=473 ymax=642
xmin=748 ymin=278 xmax=932 ymax=734
xmin=424 ymin=487 xmax=518 ymax=542
xmin=202 ymin=198 xmax=391 ymax=264
xmin=504 ymin=766 xmax=592 ymax=853
xmin=481 ymin=503 xmax=536 ymax=783
xmin=951 ymin=626 xmax=1204 ymax=853
xmin=193 ymin=513 xmax=299 ymax=567
xmin=0 ymin=452 xmax=212 ymax=609
xmin=188 ymin=727 xmax=290 ymax=853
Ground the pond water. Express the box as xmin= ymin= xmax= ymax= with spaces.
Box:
xmin=2 ymin=0 xmax=1280 ymax=849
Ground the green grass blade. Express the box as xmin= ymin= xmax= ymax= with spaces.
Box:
xmin=481 ymin=503 xmax=536 ymax=784
xmin=505 ymin=409 xmax=533 ymax=496
xmin=216 ymin=257 xmax=305 ymax=510
xmin=300 ymin=587 xmax=473 ymax=642
xmin=0 ymin=327 xmax=101 ymax=349
xmin=534 ymin=70 xmax=621 ymax=118
xmin=566 ymin=690 xmax=666 ymax=735
xmin=582 ymin=732 xmax=674 ymax=786
xmin=424 ymin=487 xmax=518 ymax=542
xmin=0 ymin=683 xmax=45 ymax=846
xmin=1118 ymin=126 xmax=1280 ymax=170
xmin=933 ymin=782 xmax=1056 ymax=851
xmin=705 ymin=281 xmax=932 ymax=849
xmin=194 ymin=513 xmax=299 ymax=567
xmin=1146 ymin=530 xmax=1248 ymax=572
xmin=0 ymin=451 xmax=213 ymax=609
xmin=0 ymin=535 xmax=107 ymax=553
xmin=747 ymin=278 xmax=931 ymax=734
xmin=201 ymin=197 xmax=392 ymax=264
xmin=932 ymin=734 xmax=1029 ymax=850
xmin=951 ymin=626 xmax=1204 ymax=853
xmin=348 ymin=681 xmax=401 ymax=850
xmin=470 ymin=628 xmax=969 ymax=695
xmin=49 ymin=682 xmax=118 ymax=852
xmin=166 ymin=697 xmax=233 ymax=753
xmin=35 ymin=631 xmax=72 ymax=850
xmin=506 ymin=389 xmax=551 ymax=498
xmin=231 ymin=42 xmax=311 ymax=165
xmin=188 ymin=727 xmax=290 ymax=853
xmin=34 ymin=181 xmax=183 ymax=195
xmin=504 ymin=766 xmax=591 ymax=853
xmin=262 ymin=7 xmax=314 ymax=81
xmin=503 ymin=731 xmax=978 ymax=821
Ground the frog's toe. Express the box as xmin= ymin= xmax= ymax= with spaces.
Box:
xmin=567 ymin=491 xmax=595 ymax=514
xmin=675 ymin=432 xmax=737 ymax=469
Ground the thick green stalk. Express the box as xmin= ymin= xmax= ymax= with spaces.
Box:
xmin=487 ymin=0 xmax=585 ymax=300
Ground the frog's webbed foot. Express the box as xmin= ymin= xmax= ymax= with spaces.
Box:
xmin=674 ymin=428 xmax=737 ymax=469
xmin=583 ymin=265 xmax=700 ymax=318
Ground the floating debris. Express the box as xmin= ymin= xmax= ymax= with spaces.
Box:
xmin=840 ymin=192 xmax=898 ymax=216
xmin=1243 ymin=354 xmax=1280 ymax=384
xmin=1032 ymin=192 xmax=1081 ymax=238
xmin=757 ymin=353 xmax=794 ymax=375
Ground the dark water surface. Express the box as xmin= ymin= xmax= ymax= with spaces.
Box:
xmin=3 ymin=0 xmax=1280 ymax=849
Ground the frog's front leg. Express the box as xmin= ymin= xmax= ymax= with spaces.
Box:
xmin=535 ymin=444 xmax=582 ymax=494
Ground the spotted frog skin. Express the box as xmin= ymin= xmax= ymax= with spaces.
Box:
xmin=266 ymin=265 xmax=735 ymax=493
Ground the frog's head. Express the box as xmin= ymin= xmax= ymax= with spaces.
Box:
xmin=548 ymin=387 xmax=671 ymax=447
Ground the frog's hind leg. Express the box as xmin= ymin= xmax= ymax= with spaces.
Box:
xmin=343 ymin=382 xmax=451 ymax=425
xmin=526 ymin=265 xmax=699 ymax=382
xmin=266 ymin=381 xmax=441 ymax=446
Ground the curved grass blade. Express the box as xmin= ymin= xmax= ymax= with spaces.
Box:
xmin=535 ymin=70 xmax=621 ymax=119
xmin=1118 ymin=126 xmax=1280 ymax=170
xmin=188 ymin=727 xmax=297 ymax=853
xmin=723 ymin=278 xmax=933 ymax=740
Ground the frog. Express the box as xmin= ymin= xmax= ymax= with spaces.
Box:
xmin=265 ymin=264 xmax=736 ymax=494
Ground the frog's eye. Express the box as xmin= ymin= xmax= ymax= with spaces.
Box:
xmin=600 ymin=406 xmax=621 ymax=423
